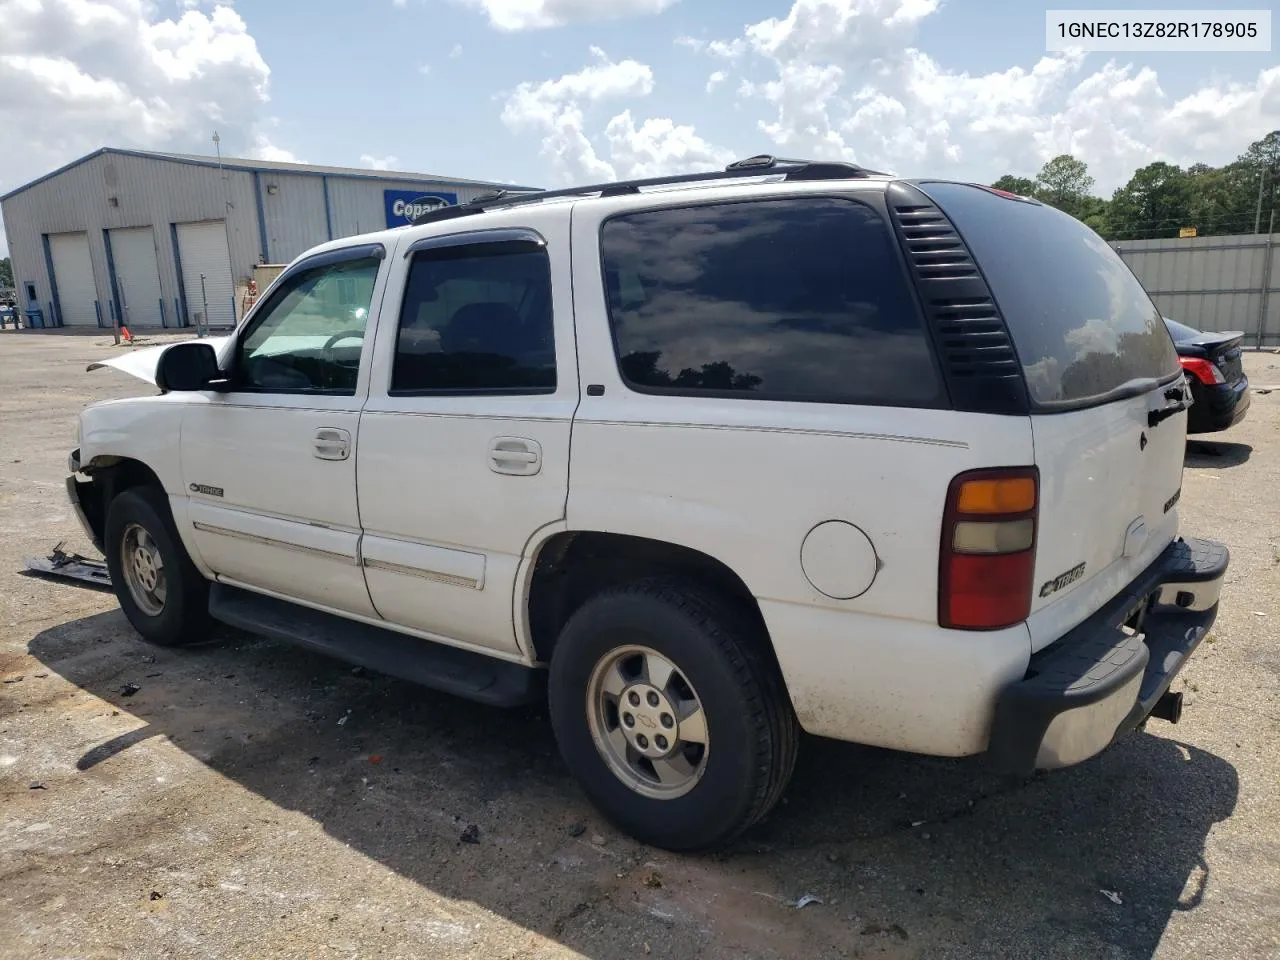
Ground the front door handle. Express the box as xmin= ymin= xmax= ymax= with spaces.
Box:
xmin=314 ymin=427 xmax=351 ymax=461
xmin=488 ymin=436 xmax=542 ymax=476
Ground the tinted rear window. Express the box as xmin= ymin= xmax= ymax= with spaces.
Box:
xmin=599 ymin=196 xmax=942 ymax=407
xmin=920 ymin=182 xmax=1179 ymax=406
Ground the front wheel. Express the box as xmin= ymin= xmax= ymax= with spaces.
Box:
xmin=104 ymin=486 xmax=212 ymax=646
xmin=548 ymin=581 xmax=799 ymax=851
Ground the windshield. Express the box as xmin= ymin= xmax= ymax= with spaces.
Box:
xmin=919 ymin=182 xmax=1180 ymax=407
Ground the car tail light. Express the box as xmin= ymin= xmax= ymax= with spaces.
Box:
xmin=1179 ymin=356 xmax=1224 ymax=385
xmin=939 ymin=468 xmax=1039 ymax=630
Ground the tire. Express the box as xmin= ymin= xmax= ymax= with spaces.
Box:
xmin=104 ymin=486 xmax=212 ymax=646
xmin=548 ymin=579 xmax=799 ymax=851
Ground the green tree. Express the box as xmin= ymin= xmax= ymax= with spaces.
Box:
xmin=1077 ymin=196 xmax=1112 ymax=237
xmin=1237 ymin=130 xmax=1280 ymax=232
xmin=1035 ymin=154 xmax=1095 ymax=219
xmin=0 ymin=257 xmax=12 ymax=288
xmin=1186 ymin=162 xmax=1258 ymax=236
xmin=1107 ymin=162 xmax=1191 ymax=240
xmin=990 ymin=175 xmax=1038 ymax=198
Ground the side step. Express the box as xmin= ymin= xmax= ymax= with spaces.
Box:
xmin=208 ymin=583 xmax=542 ymax=707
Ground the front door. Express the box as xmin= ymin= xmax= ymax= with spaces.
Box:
xmin=357 ymin=220 xmax=577 ymax=656
xmin=180 ymin=244 xmax=389 ymax=616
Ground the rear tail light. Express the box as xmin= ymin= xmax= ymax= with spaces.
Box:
xmin=1179 ymin=356 xmax=1224 ymax=385
xmin=939 ymin=468 xmax=1039 ymax=630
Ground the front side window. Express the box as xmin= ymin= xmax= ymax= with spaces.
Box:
xmin=391 ymin=240 xmax=556 ymax=395
xmin=599 ymin=196 xmax=942 ymax=406
xmin=235 ymin=255 xmax=380 ymax=394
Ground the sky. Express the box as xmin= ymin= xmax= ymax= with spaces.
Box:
xmin=0 ymin=0 xmax=1277 ymax=256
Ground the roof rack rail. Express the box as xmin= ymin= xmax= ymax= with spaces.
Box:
xmin=410 ymin=154 xmax=886 ymax=226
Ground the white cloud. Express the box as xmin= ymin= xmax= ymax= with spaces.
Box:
xmin=702 ymin=0 xmax=1280 ymax=191
xmin=706 ymin=71 xmax=726 ymax=93
xmin=252 ymin=135 xmax=300 ymax=163
xmin=0 ymin=0 xmax=288 ymax=252
xmin=360 ymin=154 xmax=400 ymax=171
xmin=604 ymin=112 xmax=733 ymax=177
xmin=501 ymin=48 xmax=731 ymax=183
xmin=467 ymin=0 xmax=678 ymax=31
xmin=449 ymin=43 xmax=463 ymax=58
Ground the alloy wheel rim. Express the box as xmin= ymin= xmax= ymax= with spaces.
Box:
xmin=585 ymin=645 xmax=709 ymax=800
xmin=120 ymin=522 xmax=167 ymax=617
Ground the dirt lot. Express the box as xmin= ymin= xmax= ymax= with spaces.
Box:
xmin=1 ymin=330 xmax=1278 ymax=960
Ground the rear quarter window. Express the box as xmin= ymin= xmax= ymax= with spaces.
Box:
xmin=919 ymin=182 xmax=1179 ymax=407
xmin=599 ymin=196 xmax=943 ymax=407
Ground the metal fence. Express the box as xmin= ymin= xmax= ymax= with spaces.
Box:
xmin=1112 ymin=232 xmax=1280 ymax=347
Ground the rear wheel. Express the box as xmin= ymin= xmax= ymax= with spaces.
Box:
xmin=104 ymin=486 xmax=212 ymax=646
xmin=548 ymin=580 xmax=798 ymax=851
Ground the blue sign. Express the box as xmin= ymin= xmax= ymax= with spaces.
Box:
xmin=384 ymin=188 xmax=458 ymax=228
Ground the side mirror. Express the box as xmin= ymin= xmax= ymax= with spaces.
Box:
xmin=155 ymin=341 xmax=221 ymax=392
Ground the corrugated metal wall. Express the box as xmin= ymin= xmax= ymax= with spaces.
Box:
xmin=1 ymin=152 xmax=261 ymax=327
xmin=1114 ymin=234 xmax=1280 ymax=347
xmin=259 ymin=172 xmax=329 ymax=263
xmin=1 ymin=151 xmax=515 ymax=329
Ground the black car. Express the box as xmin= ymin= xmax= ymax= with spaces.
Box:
xmin=1163 ymin=317 xmax=1251 ymax=433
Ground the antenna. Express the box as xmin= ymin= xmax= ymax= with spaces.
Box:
xmin=212 ymin=131 xmax=230 ymax=216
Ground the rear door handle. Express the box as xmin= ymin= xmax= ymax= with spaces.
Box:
xmin=314 ymin=427 xmax=351 ymax=461
xmin=488 ymin=437 xmax=542 ymax=476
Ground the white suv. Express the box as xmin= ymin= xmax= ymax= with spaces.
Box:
xmin=67 ymin=156 xmax=1229 ymax=851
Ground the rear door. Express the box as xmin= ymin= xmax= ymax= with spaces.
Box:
xmin=922 ymin=183 xmax=1187 ymax=650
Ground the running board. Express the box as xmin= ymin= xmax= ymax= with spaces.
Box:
xmin=208 ymin=584 xmax=542 ymax=707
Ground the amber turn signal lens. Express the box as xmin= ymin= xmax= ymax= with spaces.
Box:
xmin=955 ymin=477 xmax=1036 ymax=515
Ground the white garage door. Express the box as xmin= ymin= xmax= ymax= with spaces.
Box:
xmin=177 ymin=220 xmax=236 ymax=328
xmin=110 ymin=227 xmax=164 ymax=327
xmin=48 ymin=232 xmax=99 ymax=327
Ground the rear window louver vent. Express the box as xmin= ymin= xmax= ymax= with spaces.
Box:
xmin=887 ymin=184 xmax=1029 ymax=415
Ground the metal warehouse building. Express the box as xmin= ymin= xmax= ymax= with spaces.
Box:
xmin=1 ymin=147 xmax=534 ymax=330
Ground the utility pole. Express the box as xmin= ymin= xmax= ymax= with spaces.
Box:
xmin=1256 ymin=167 xmax=1268 ymax=235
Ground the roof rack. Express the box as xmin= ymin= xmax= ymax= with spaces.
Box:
xmin=409 ymin=154 xmax=887 ymax=226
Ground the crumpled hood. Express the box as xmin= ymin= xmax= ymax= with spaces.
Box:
xmin=86 ymin=336 xmax=231 ymax=385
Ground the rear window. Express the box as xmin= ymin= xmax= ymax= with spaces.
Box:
xmin=599 ymin=196 xmax=943 ymax=407
xmin=919 ymin=182 xmax=1179 ymax=407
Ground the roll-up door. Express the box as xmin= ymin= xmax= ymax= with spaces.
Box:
xmin=177 ymin=220 xmax=236 ymax=327
xmin=109 ymin=227 xmax=164 ymax=327
xmin=48 ymin=232 xmax=98 ymax=326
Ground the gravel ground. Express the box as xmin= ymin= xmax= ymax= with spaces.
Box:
xmin=1 ymin=330 xmax=1278 ymax=960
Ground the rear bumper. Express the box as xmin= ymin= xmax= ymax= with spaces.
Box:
xmin=1187 ymin=378 xmax=1250 ymax=433
xmin=987 ymin=536 xmax=1228 ymax=775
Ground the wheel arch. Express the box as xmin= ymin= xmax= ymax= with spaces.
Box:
xmin=524 ymin=529 xmax=779 ymax=670
xmin=73 ymin=455 xmax=165 ymax=551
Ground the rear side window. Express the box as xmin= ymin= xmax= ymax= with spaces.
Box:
xmin=599 ymin=197 xmax=942 ymax=406
xmin=391 ymin=240 xmax=556 ymax=395
xmin=920 ymin=182 xmax=1179 ymax=407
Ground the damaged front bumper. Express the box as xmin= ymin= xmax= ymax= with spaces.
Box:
xmin=987 ymin=536 xmax=1229 ymax=776
xmin=65 ymin=448 xmax=104 ymax=554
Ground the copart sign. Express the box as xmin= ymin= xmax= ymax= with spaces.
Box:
xmin=384 ymin=189 xmax=459 ymax=228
